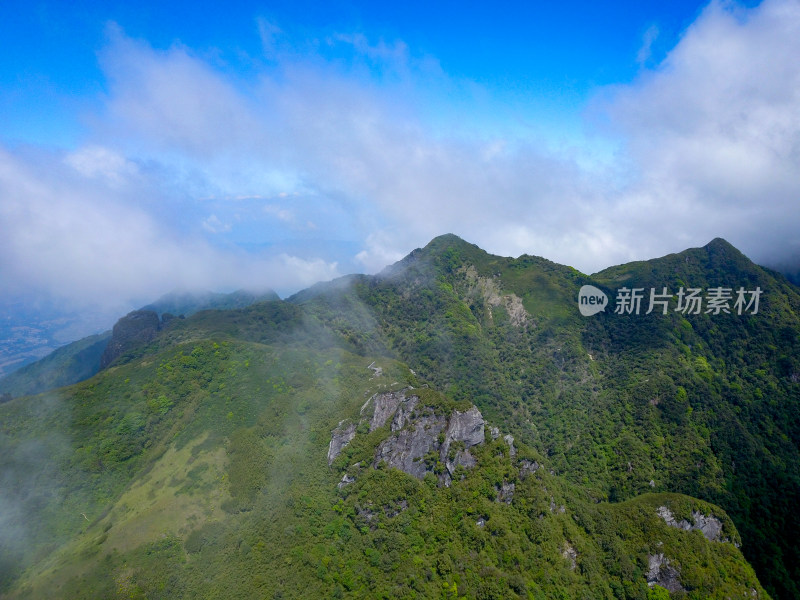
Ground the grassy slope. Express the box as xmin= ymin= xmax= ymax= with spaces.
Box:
xmin=0 ymin=333 xmax=766 ymax=599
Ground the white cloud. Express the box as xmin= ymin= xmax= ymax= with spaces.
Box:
xmin=257 ymin=18 xmax=283 ymax=57
xmin=596 ymin=0 xmax=800 ymax=266
xmin=355 ymin=232 xmax=407 ymax=273
xmin=0 ymin=146 xmax=339 ymax=311
xmin=64 ymin=145 xmax=138 ymax=185
xmin=4 ymin=0 xmax=799 ymax=336
xmin=330 ymin=33 xmax=410 ymax=69
xmin=98 ymin=23 xmax=266 ymax=158
xmin=263 ymin=204 xmax=294 ymax=222
xmin=636 ymin=24 xmax=660 ymax=66
xmin=202 ymin=214 xmax=231 ymax=233
xmin=86 ymin=5 xmax=800 ymax=274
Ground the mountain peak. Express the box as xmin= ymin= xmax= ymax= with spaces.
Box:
xmin=379 ymin=233 xmax=488 ymax=278
xmin=704 ymin=237 xmax=735 ymax=249
xmin=702 ymin=237 xmax=744 ymax=256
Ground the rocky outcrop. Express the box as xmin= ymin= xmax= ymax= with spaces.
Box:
xmin=335 ymin=388 xmax=488 ymax=486
xmin=504 ymin=434 xmax=516 ymax=457
xmin=374 ymin=413 xmax=448 ymax=479
xmin=519 ymin=459 xmax=540 ymax=477
xmin=562 ymin=542 xmax=577 ymax=570
xmin=441 ymin=407 xmax=484 ymax=457
xmin=647 ymin=553 xmax=684 ymax=592
xmin=656 ymin=506 xmax=725 ymax=542
xmin=328 ymin=421 xmax=357 ymax=465
xmin=461 ymin=265 xmax=530 ymax=328
xmin=367 ymin=390 xmax=405 ymax=431
xmin=496 ymin=481 xmax=515 ymax=504
xmin=338 ymin=473 xmax=356 ymax=489
xmin=390 ymin=395 xmax=419 ymax=431
xmin=100 ymin=310 xmax=162 ymax=369
xmin=690 ymin=511 xmax=724 ymax=542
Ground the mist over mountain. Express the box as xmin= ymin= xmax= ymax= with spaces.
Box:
xmin=0 ymin=290 xmax=278 ymax=399
xmin=1 ymin=235 xmax=797 ymax=599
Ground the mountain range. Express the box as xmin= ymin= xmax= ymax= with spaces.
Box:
xmin=1 ymin=234 xmax=798 ymax=599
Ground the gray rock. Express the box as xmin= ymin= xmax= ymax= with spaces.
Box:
xmin=337 ymin=394 xmax=486 ymax=486
xmin=441 ymin=406 xmax=484 ymax=458
xmin=369 ymin=390 xmax=405 ymax=431
xmin=446 ymin=449 xmax=476 ymax=477
xmin=338 ymin=473 xmax=356 ymax=489
xmin=656 ymin=506 xmax=691 ymax=531
xmin=328 ymin=420 xmax=357 ymax=465
xmin=497 ymin=481 xmax=515 ymax=504
xmin=357 ymin=505 xmax=377 ymax=523
xmin=100 ymin=310 xmax=162 ymax=369
xmin=562 ymin=542 xmax=577 ymax=570
xmin=647 ymin=553 xmax=684 ymax=592
xmin=374 ymin=413 xmax=447 ymax=479
xmin=391 ymin=394 xmax=419 ymax=432
xmin=367 ymin=361 xmax=383 ymax=378
xmin=490 ymin=426 xmax=500 ymax=440
xmin=503 ymin=434 xmax=516 ymax=457
xmin=520 ymin=459 xmax=540 ymax=477
xmin=656 ymin=506 xmax=726 ymax=542
xmin=691 ymin=510 xmax=724 ymax=542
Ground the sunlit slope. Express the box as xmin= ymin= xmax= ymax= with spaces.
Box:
xmin=0 ymin=337 xmax=767 ymax=599
xmin=289 ymin=234 xmax=800 ymax=598
xmin=1 ymin=234 xmax=796 ymax=598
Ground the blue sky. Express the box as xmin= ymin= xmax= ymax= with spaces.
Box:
xmin=1 ymin=0 xmax=798 ymax=330
xmin=2 ymin=1 xmax=711 ymax=145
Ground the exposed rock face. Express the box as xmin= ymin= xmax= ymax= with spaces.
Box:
xmin=691 ymin=511 xmax=724 ymax=542
xmin=441 ymin=407 xmax=484 ymax=457
xmin=337 ymin=473 xmax=356 ymax=489
xmin=656 ymin=506 xmax=725 ymax=542
xmin=390 ymin=395 xmax=419 ymax=432
xmin=562 ymin=542 xmax=577 ymax=570
xmin=328 ymin=421 xmax=357 ymax=465
xmin=331 ymin=388 xmax=504 ymax=486
xmin=461 ymin=265 xmax=530 ymax=328
xmin=341 ymin=388 xmax=488 ymax=485
xmin=368 ymin=390 xmax=405 ymax=431
xmin=647 ymin=553 xmax=684 ymax=592
xmin=520 ymin=459 xmax=540 ymax=478
xmin=100 ymin=310 xmax=162 ymax=369
xmin=445 ymin=448 xmax=476 ymax=479
xmin=374 ymin=413 xmax=447 ymax=479
xmin=497 ymin=481 xmax=515 ymax=503
xmin=504 ymin=434 xmax=516 ymax=457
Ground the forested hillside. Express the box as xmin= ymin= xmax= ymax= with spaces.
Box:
xmin=1 ymin=235 xmax=797 ymax=599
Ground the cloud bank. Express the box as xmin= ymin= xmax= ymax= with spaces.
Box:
xmin=1 ymin=0 xmax=798 ymax=334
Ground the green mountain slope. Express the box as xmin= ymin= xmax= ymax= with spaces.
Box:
xmin=0 ymin=290 xmax=278 ymax=400
xmin=0 ymin=332 xmax=110 ymax=400
xmin=287 ymin=234 xmax=800 ymax=598
xmin=1 ymin=235 xmax=796 ymax=599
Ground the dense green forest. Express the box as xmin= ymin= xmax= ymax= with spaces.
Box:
xmin=1 ymin=235 xmax=797 ymax=599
